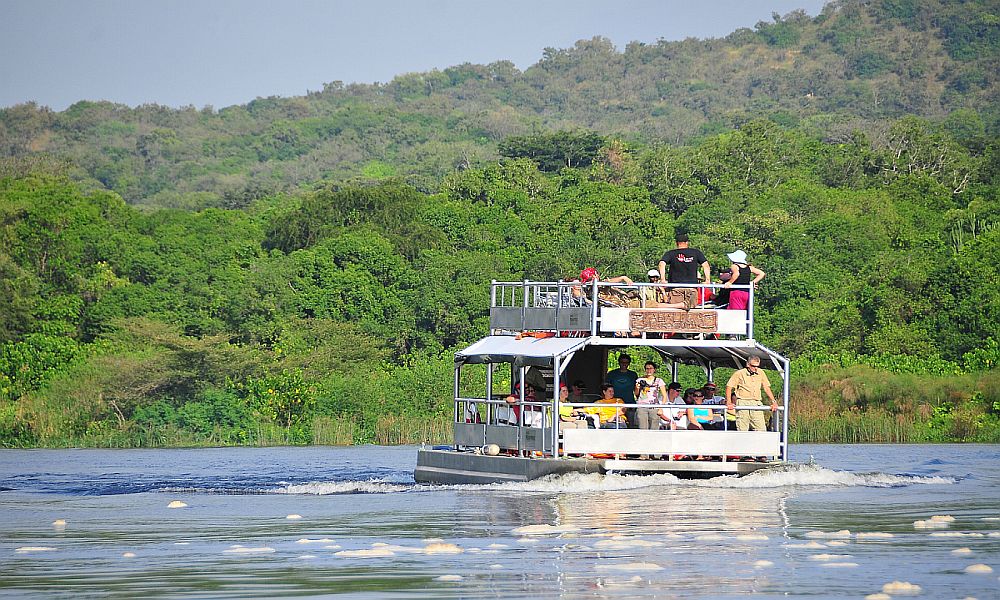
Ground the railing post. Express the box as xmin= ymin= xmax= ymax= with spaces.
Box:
xmin=747 ymin=284 xmax=755 ymax=339
xmin=486 ymin=363 xmax=493 ymax=425
xmin=522 ymin=280 xmax=529 ymax=332
xmin=782 ymin=357 xmax=790 ymax=462
xmin=590 ymin=279 xmax=599 ymax=336
xmin=453 ymin=364 xmax=461 ymax=450
xmin=553 ymin=355 xmax=561 ymax=457
xmin=518 ymin=365 xmax=526 ymax=455
xmin=554 ymin=281 xmax=562 ymax=336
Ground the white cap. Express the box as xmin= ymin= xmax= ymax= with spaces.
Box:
xmin=647 ymin=268 xmax=659 ymax=277
xmin=727 ymin=250 xmax=748 ymax=263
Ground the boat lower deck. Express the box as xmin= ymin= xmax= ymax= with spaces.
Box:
xmin=414 ymin=449 xmax=775 ymax=484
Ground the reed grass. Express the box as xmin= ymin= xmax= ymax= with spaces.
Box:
xmin=372 ymin=414 xmax=451 ymax=445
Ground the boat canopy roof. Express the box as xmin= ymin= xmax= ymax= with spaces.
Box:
xmin=455 ymin=335 xmax=591 ymax=367
xmin=455 ymin=335 xmax=787 ymax=371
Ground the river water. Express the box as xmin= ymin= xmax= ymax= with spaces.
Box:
xmin=0 ymin=444 xmax=997 ymax=599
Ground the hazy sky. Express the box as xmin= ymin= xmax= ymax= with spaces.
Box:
xmin=1 ymin=0 xmax=827 ymax=111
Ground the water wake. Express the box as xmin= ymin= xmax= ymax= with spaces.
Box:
xmin=275 ymin=480 xmax=411 ymax=495
xmin=440 ymin=463 xmax=955 ymax=494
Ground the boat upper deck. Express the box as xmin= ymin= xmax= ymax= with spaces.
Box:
xmin=485 ymin=279 xmax=782 ymax=371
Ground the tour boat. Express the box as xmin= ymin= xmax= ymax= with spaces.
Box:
xmin=414 ymin=279 xmax=789 ymax=484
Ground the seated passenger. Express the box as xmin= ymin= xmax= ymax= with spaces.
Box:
xmin=569 ymin=380 xmax=588 ymax=404
xmin=587 ymin=384 xmax=628 ymax=429
xmin=685 ymin=388 xmax=723 ymax=431
xmin=642 ymin=269 xmax=689 ymax=309
xmin=501 ymin=383 xmax=544 ymax=427
xmin=657 ymin=381 xmax=684 ymax=429
xmin=558 ymin=383 xmax=590 ymax=429
xmin=711 ymin=269 xmax=733 ymax=307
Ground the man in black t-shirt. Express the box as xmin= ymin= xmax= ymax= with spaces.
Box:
xmin=658 ymin=233 xmax=711 ymax=309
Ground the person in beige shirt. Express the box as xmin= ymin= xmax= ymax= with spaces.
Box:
xmin=725 ymin=355 xmax=777 ymax=432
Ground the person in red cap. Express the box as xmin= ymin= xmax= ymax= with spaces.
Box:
xmin=571 ymin=268 xmax=634 ymax=306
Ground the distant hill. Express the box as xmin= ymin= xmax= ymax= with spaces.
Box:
xmin=1 ymin=0 xmax=998 ymax=209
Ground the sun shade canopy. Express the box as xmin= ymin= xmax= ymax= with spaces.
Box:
xmin=455 ymin=335 xmax=591 ymax=367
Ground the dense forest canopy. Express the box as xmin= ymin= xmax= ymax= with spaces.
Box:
xmin=1 ymin=0 xmax=998 ymax=447
xmin=2 ymin=0 xmax=998 ymax=209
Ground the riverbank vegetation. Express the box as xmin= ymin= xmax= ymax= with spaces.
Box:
xmin=1 ymin=0 xmax=998 ymax=447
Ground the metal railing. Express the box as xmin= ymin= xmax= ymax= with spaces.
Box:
xmin=489 ymin=280 xmax=756 ymax=339
xmin=457 ymin=397 xmax=785 ymax=460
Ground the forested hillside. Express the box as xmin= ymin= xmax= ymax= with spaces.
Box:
xmin=2 ymin=0 xmax=998 ymax=210
xmin=1 ymin=0 xmax=998 ymax=447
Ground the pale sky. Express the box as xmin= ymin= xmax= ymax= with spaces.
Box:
xmin=1 ymin=0 xmax=827 ymax=111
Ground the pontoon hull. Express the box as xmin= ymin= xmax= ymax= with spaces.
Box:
xmin=413 ymin=449 xmax=774 ymax=484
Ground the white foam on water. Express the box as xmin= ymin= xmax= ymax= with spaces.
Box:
xmin=491 ymin=471 xmax=682 ymax=493
xmin=295 ymin=538 xmax=334 ymax=544
xmin=952 ymin=547 xmax=974 ymax=555
xmin=593 ymin=538 xmax=664 ymax=549
xmin=929 ymin=532 xmax=984 ymax=538
xmin=865 ymin=594 xmax=891 ymax=600
xmin=223 ymin=546 xmax=275 ymax=554
xmin=423 ymin=537 xmax=444 ymax=543
xmin=856 ymin=532 xmax=894 ymax=539
xmin=929 ymin=515 xmax=955 ymax=522
xmin=470 ymin=464 xmax=953 ymax=494
xmin=121 ymin=552 xmax=136 ymax=558
xmin=784 ymin=541 xmax=826 ymax=549
xmin=964 ymin=564 xmax=993 ymax=574
xmin=595 ymin=562 xmax=662 ymax=572
xmin=322 ymin=545 xmax=342 ymax=550
xmin=982 ymin=517 xmax=1000 ymax=521
xmin=696 ymin=464 xmax=954 ymax=489
xmin=489 ymin=564 xmax=504 ymax=569
xmin=826 ymin=540 xmax=849 ymax=547
xmin=435 ymin=575 xmax=463 ymax=582
xmin=821 ymin=562 xmax=859 ymax=568
xmin=167 ymin=501 xmax=187 ymax=509
xmin=277 ymin=480 xmax=410 ymax=495
xmin=285 ymin=514 xmax=302 ymax=520
xmin=805 ymin=530 xmax=852 ymax=539
xmin=694 ymin=534 xmax=726 ymax=541
xmin=517 ymin=538 xmax=540 ymax=544
xmin=335 ymin=548 xmax=395 ymax=558
xmin=754 ymin=560 xmax=773 ymax=568
xmin=424 ymin=543 xmax=463 ymax=555
xmin=15 ymin=547 xmax=57 ymax=554
xmin=512 ymin=524 xmax=579 ymax=535
xmin=487 ymin=543 xmax=508 ymax=549
xmin=809 ymin=554 xmax=852 ymax=561
xmin=51 ymin=519 xmax=66 ymax=531
xmin=737 ymin=534 xmax=769 ymax=541
xmin=882 ymin=581 xmax=922 ymax=595
xmin=296 ymin=555 xmax=317 ymax=560
xmin=174 ymin=542 xmax=189 ymax=546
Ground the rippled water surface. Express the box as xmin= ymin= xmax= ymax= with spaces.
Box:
xmin=1 ymin=444 xmax=998 ymax=598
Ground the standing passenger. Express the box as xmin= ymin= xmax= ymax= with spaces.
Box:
xmin=606 ymin=353 xmax=638 ymax=425
xmin=722 ymin=249 xmax=765 ymax=312
xmin=658 ymin=232 xmax=711 ymax=309
xmin=634 ymin=361 xmax=668 ymax=431
xmin=725 ymin=355 xmax=778 ymax=437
